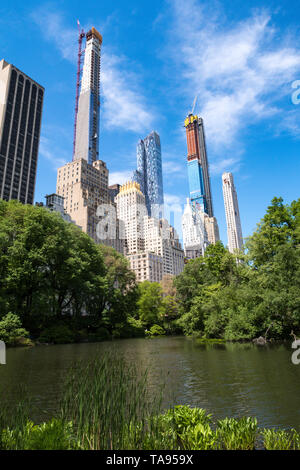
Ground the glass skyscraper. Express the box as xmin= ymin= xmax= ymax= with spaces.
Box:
xmin=184 ymin=114 xmax=214 ymax=217
xmin=133 ymin=131 xmax=164 ymax=217
xmin=0 ymin=59 xmax=44 ymax=205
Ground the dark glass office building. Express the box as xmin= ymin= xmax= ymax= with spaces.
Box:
xmin=0 ymin=59 xmax=44 ymax=204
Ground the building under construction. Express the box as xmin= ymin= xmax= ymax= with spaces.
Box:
xmin=73 ymin=27 xmax=102 ymax=164
xmin=182 ymin=113 xmax=219 ymax=259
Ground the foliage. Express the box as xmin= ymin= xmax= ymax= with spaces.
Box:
xmin=0 ymin=200 xmax=138 ymax=341
xmin=137 ymin=281 xmax=165 ymax=327
xmin=60 ymin=353 xmax=164 ymax=450
xmin=1 ymin=419 xmax=78 ymax=450
xmin=216 ymin=417 xmax=258 ymax=450
xmin=38 ymin=324 xmax=75 ymax=344
xmin=262 ymin=428 xmax=300 ymax=450
xmin=0 ymin=313 xmax=29 ymax=346
xmin=174 ymin=197 xmax=300 ymax=341
xmin=146 ymin=324 xmax=166 ymax=337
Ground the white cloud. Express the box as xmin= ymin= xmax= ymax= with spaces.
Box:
xmin=109 ymin=170 xmax=133 ymax=186
xmin=31 ymin=7 xmax=154 ymax=134
xmin=210 ymin=157 xmax=242 ymax=176
xmin=162 ymin=160 xmax=185 ymax=176
xmin=39 ymin=136 xmax=68 ymax=170
xmin=164 ymin=193 xmax=183 ymax=205
xmin=101 ymin=54 xmax=154 ymax=132
xmin=168 ymin=0 xmax=300 ymax=149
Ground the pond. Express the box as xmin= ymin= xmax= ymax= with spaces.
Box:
xmin=1 ymin=337 xmax=299 ymax=429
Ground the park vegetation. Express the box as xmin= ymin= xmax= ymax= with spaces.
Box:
xmin=0 ymin=195 xmax=300 ymax=344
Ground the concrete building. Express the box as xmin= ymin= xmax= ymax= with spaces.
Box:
xmin=127 ymin=252 xmax=163 ymax=283
xmin=74 ymin=28 xmax=102 ymax=164
xmin=182 ymin=198 xmax=206 ymax=259
xmin=108 ymin=183 xmax=121 ymax=203
xmin=45 ymin=193 xmax=76 ymax=224
xmin=133 ymin=131 xmax=164 ymax=218
xmin=144 ymin=217 xmax=184 ymax=277
xmin=222 ymin=172 xmax=243 ymax=253
xmin=204 ymin=215 xmax=220 ymax=245
xmin=56 ymin=158 xmax=108 ymax=238
xmin=0 ymin=59 xmax=44 ymax=204
xmin=115 ymin=181 xmax=148 ymax=255
xmin=115 ymin=181 xmax=184 ymax=281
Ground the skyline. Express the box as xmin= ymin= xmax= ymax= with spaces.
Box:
xmin=1 ymin=0 xmax=300 ymax=244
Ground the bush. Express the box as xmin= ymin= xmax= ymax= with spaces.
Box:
xmin=216 ymin=417 xmax=258 ymax=450
xmin=1 ymin=419 xmax=78 ymax=450
xmin=38 ymin=324 xmax=75 ymax=344
xmin=146 ymin=324 xmax=166 ymax=337
xmin=262 ymin=428 xmax=300 ymax=450
xmin=0 ymin=313 xmax=29 ymax=346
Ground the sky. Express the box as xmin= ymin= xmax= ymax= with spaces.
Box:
xmin=1 ymin=0 xmax=300 ymax=244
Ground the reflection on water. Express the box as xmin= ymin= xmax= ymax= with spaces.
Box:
xmin=0 ymin=337 xmax=299 ymax=429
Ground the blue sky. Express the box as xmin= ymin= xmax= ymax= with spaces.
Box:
xmin=1 ymin=0 xmax=300 ymax=244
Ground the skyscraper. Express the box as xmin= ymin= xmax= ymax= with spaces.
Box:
xmin=182 ymin=113 xmax=219 ymax=258
xmin=184 ymin=114 xmax=213 ymax=217
xmin=222 ymin=172 xmax=243 ymax=253
xmin=0 ymin=59 xmax=44 ymax=204
xmin=74 ymin=27 xmax=102 ymax=164
xmin=133 ymin=131 xmax=164 ymax=217
xmin=182 ymin=198 xmax=206 ymax=259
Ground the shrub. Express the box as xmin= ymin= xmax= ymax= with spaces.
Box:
xmin=216 ymin=417 xmax=258 ymax=450
xmin=1 ymin=419 xmax=78 ymax=450
xmin=146 ymin=324 xmax=166 ymax=337
xmin=262 ymin=428 xmax=300 ymax=450
xmin=0 ymin=313 xmax=29 ymax=346
xmin=38 ymin=324 xmax=75 ymax=344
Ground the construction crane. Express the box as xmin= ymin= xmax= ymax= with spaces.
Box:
xmin=73 ymin=20 xmax=86 ymax=160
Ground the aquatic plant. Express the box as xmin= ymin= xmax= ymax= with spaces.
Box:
xmin=262 ymin=428 xmax=300 ymax=450
xmin=216 ymin=417 xmax=258 ymax=450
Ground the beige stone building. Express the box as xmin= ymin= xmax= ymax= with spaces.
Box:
xmin=56 ymin=158 xmax=124 ymax=254
xmin=204 ymin=215 xmax=220 ymax=245
xmin=115 ymin=181 xmax=184 ymax=282
xmin=127 ymin=252 xmax=163 ymax=283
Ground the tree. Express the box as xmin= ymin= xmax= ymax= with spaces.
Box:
xmin=137 ymin=281 xmax=164 ymax=328
xmin=98 ymin=245 xmax=138 ymax=333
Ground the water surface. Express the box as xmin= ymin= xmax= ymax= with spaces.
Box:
xmin=0 ymin=337 xmax=299 ymax=429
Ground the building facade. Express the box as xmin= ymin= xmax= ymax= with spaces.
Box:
xmin=115 ymin=181 xmax=184 ymax=282
xmin=184 ymin=114 xmax=214 ymax=218
xmin=183 ymin=114 xmax=219 ymax=258
xmin=56 ymin=158 xmax=107 ymax=237
xmin=133 ymin=131 xmax=164 ymax=218
xmin=182 ymin=198 xmax=206 ymax=259
xmin=0 ymin=59 xmax=44 ymax=204
xmin=74 ymin=28 xmax=102 ymax=164
xmin=222 ymin=172 xmax=243 ymax=253
xmin=127 ymin=252 xmax=163 ymax=283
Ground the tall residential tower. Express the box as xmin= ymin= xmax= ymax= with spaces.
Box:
xmin=182 ymin=114 xmax=219 ymax=258
xmin=0 ymin=59 xmax=44 ymax=204
xmin=74 ymin=27 xmax=102 ymax=164
xmin=133 ymin=131 xmax=164 ymax=217
xmin=222 ymin=172 xmax=243 ymax=253
xmin=184 ymin=114 xmax=213 ymax=217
